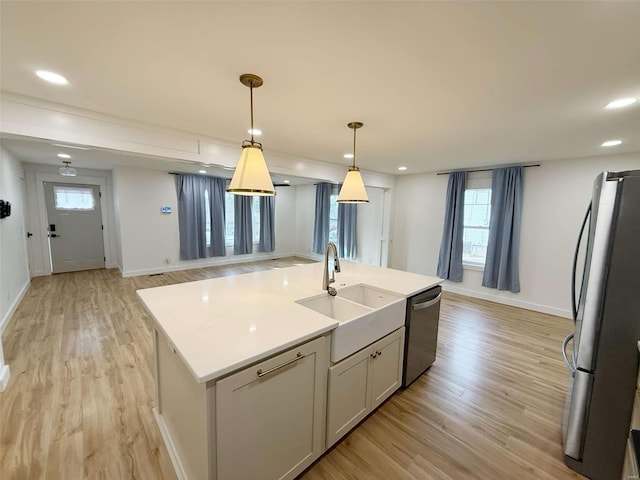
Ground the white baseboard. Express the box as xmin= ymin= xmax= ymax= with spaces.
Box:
xmin=0 ymin=279 xmax=31 ymax=336
xmin=295 ymin=252 xmax=323 ymax=262
xmin=121 ymin=251 xmax=301 ymax=278
xmin=0 ymin=364 xmax=10 ymax=392
xmin=153 ymin=407 xmax=187 ymax=480
xmin=442 ymin=284 xmax=572 ymax=319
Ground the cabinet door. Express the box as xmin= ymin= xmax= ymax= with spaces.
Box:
xmin=216 ymin=336 xmax=328 ymax=480
xmin=326 ymin=346 xmax=371 ymax=448
xmin=370 ymin=327 xmax=405 ymax=410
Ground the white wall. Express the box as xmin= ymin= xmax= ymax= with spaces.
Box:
xmin=22 ymin=163 xmax=118 ymax=276
xmin=390 ymin=152 xmax=640 ymax=318
xmin=294 ymin=183 xmax=388 ymax=266
xmin=0 ymin=147 xmax=30 ymax=332
xmin=113 ymin=166 xmax=298 ymax=276
xmin=0 ymin=147 xmax=31 ymax=389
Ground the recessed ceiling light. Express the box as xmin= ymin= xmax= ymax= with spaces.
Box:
xmin=199 ymin=169 xmax=207 ymax=174
xmin=343 ymin=153 xmax=354 ymax=159
xmin=35 ymin=70 xmax=68 ymax=85
xmin=601 ymin=140 xmax=622 ymax=147
xmin=283 ymin=180 xmax=290 ymax=184
xmin=57 ymin=153 xmax=71 ymax=159
xmin=398 ymin=166 xmax=408 ymax=171
xmin=605 ymin=98 xmax=638 ymax=109
xmin=248 ymin=129 xmax=262 ymax=136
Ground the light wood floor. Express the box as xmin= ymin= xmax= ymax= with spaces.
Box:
xmin=0 ymin=258 xmax=584 ymax=480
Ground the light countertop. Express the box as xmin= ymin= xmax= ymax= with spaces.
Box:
xmin=137 ymin=260 xmax=442 ymax=383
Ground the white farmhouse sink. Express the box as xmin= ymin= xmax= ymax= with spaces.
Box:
xmin=295 ymin=294 xmax=372 ymax=322
xmin=338 ymin=284 xmax=402 ymax=309
xmin=296 ymin=284 xmax=406 ymax=362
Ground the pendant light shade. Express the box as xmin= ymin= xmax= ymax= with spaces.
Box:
xmin=59 ymin=161 xmax=77 ymax=177
xmin=338 ymin=122 xmax=369 ymax=203
xmin=227 ymin=144 xmax=274 ymax=195
xmin=228 ymin=74 xmax=275 ymax=196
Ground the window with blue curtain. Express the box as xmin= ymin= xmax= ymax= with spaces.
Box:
xmin=482 ymin=166 xmax=523 ymax=293
xmin=233 ymin=195 xmax=253 ymax=255
xmin=258 ymin=196 xmax=275 ymax=252
xmin=437 ymin=171 xmax=466 ymax=281
xmin=175 ymin=174 xmax=226 ymax=260
xmin=337 ymin=198 xmax=357 ymax=260
xmin=312 ymin=183 xmax=332 ymax=254
xmin=313 ymin=182 xmax=357 ymax=259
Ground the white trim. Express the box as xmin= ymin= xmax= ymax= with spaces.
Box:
xmin=34 ymin=172 xmax=112 ymax=275
xmin=0 ymin=279 xmax=30 ymax=336
xmin=121 ymin=251 xmax=304 ymax=277
xmin=1 ymin=94 xmax=395 ymax=190
xmin=442 ymin=283 xmax=572 ymax=319
xmin=0 ymin=364 xmax=10 ymax=392
xmin=295 ymin=252 xmax=324 ymax=262
xmin=153 ymin=407 xmax=188 ymax=480
xmin=462 ymin=263 xmax=484 ymax=272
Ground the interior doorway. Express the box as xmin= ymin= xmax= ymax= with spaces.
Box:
xmin=43 ymin=182 xmax=105 ymax=273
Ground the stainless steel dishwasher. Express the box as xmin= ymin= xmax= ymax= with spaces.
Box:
xmin=402 ymin=285 xmax=442 ymax=387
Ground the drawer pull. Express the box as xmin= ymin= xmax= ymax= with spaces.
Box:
xmin=257 ymin=352 xmax=305 ymax=378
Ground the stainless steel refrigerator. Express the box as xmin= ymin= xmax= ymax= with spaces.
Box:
xmin=562 ymin=169 xmax=640 ymax=480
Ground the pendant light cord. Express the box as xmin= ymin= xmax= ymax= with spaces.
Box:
xmin=249 ymin=80 xmax=255 ymax=144
xmin=352 ymin=126 xmax=357 ymax=168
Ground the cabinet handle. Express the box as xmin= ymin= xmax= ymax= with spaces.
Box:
xmin=371 ymin=352 xmax=377 ymax=359
xmin=257 ymin=352 xmax=305 ymax=378
xmin=377 ymin=350 xmax=382 ymax=356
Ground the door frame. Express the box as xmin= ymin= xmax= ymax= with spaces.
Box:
xmin=34 ymin=172 xmax=112 ymax=276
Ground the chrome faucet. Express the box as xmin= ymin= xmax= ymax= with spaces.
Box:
xmin=323 ymin=242 xmax=341 ymax=296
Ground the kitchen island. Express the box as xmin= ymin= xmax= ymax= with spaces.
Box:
xmin=138 ymin=260 xmax=441 ymax=480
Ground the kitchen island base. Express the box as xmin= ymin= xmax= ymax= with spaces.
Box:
xmin=154 ymin=329 xmax=330 ymax=480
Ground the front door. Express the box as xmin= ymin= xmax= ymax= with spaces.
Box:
xmin=43 ymin=182 xmax=105 ymax=273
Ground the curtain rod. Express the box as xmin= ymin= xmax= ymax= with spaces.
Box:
xmin=436 ymin=163 xmax=541 ymax=175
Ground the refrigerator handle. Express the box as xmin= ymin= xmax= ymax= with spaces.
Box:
xmin=571 ymin=202 xmax=592 ymax=323
xmin=562 ymin=333 xmax=576 ymax=373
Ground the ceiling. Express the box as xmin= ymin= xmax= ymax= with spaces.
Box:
xmin=1 ymin=1 xmax=639 ymax=175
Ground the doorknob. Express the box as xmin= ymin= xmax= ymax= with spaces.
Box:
xmin=49 ymin=233 xmax=61 ymax=238
xmin=27 ymin=232 xmax=33 ymax=238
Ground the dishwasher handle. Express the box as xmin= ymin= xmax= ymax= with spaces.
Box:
xmin=412 ymin=293 xmax=442 ymax=311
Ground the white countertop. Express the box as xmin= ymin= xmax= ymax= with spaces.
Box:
xmin=137 ymin=260 xmax=442 ymax=383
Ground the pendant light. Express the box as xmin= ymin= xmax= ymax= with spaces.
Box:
xmin=227 ymin=74 xmax=275 ymax=196
xmin=337 ymin=122 xmax=369 ymax=203
xmin=59 ymin=161 xmax=77 ymax=177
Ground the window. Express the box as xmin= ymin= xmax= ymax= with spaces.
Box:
xmin=54 ymin=186 xmax=96 ymax=211
xmin=224 ymin=193 xmax=261 ymax=246
xmin=328 ymin=193 xmax=338 ymax=243
xmin=225 ymin=192 xmax=234 ymax=246
xmin=463 ymin=187 xmax=491 ymax=267
xmin=204 ymin=189 xmax=211 ymax=247
xmin=252 ymin=197 xmax=260 ymax=244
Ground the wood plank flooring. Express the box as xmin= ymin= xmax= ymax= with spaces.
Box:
xmin=0 ymin=258 xmax=584 ymax=480
xmin=301 ymin=292 xmax=585 ymax=480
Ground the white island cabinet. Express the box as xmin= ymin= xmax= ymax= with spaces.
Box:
xmin=216 ymin=335 xmax=328 ymax=480
xmin=139 ymin=261 xmax=442 ymax=480
xmin=326 ymin=327 xmax=405 ymax=448
xmin=154 ymin=329 xmax=329 ymax=480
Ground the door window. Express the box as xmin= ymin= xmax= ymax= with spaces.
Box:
xmin=54 ymin=186 xmax=96 ymax=211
